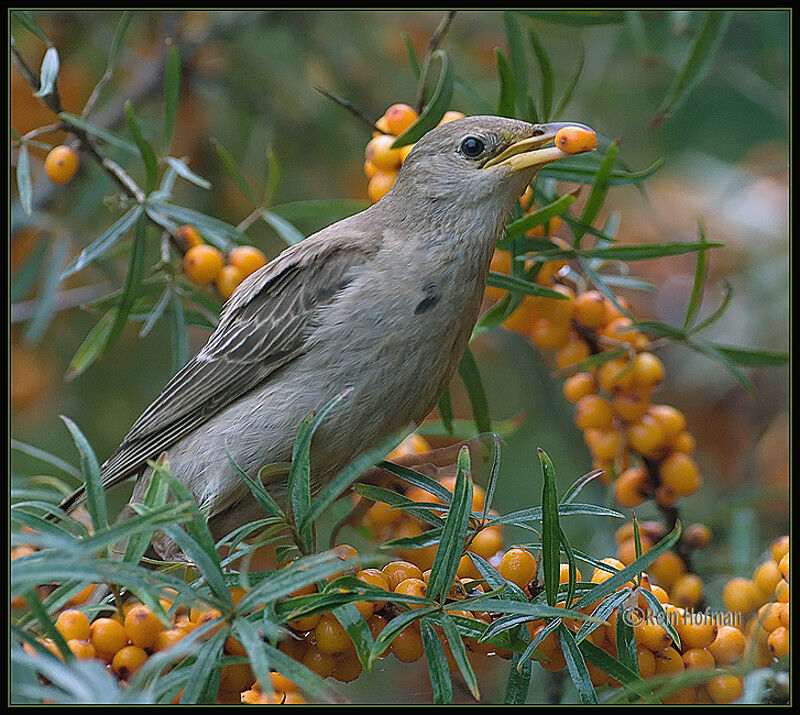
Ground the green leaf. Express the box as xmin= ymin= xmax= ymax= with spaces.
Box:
xmin=60 ymin=416 xmax=107 ymax=534
xmin=227 ymin=449 xmax=284 ymax=520
xmin=163 ymin=44 xmax=180 ymax=151
xmin=559 ymin=624 xmax=597 ymax=703
xmin=440 ymin=613 xmax=480 ymax=700
xmin=541 ymin=155 xmax=663 ymax=186
xmin=401 ymin=31 xmax=421 ymax=78
xmin=106 ymin=12 xmax=133 ymax=72
xmin=553 ymin=44 xmax=585 ymax=118
xmin=212 ymin=138 xmax=258 ymax=207
xmin=23 ymin=590 xmax=73 ymax=662
xmin=377 ymin=461 xmax=454 ymax=503
xmin=164 ymin=156 xmax=211 ymax=190
xmin=179 ymin=628 xmax=225 ymax=704
xmin=333 ymin=603 xmax=374 ymax=669
xmin=261 ymin=211 xmax=305 ymax=245
xmin=616 ymin=592 xmax=639 ymax=674
xmin=15 ymin=143 xmax=32 ymax=214
xmin=561 ymin=469 xmax=604 ymax=505
xmin=66 ymin=308 xmax=117 ymax=380
xmin=261 ymin=642 xmax=337 ymax=702
xmin=105 ymin=212 xmax=148 ymax=351
xmin=437 ymin=388 xmax=455 ymax=437
xmin=688 ymin=339 xmax=755 ymax=395
xmin=650 ymin=12 xmax=732 ymax=129
xmin=232 ymin=619 xmax=272 ymax=697
xmin=535 ymin=239 xmax=723 ymax=262
xmin=427 ymin=447 xmax=473 ymax=603
xmin=122 ymin=465 xmax=170 ymax=563
xmin=481 ymin=433 xmax=502 ymax=521
xmin=487 ymin=271 xmax=569 ymax=300
xmin=458 ymin=348 xmax=491 ymax=434
xmin=687 ymin=279 xmax=732 ymax=334
xmin=539 ymin=449 xmax=560 ymax=606
xmin=495 ymin=48 xmax=515 ymax=118
xmin=421 ymin=619 xmax=452 ymax=704
xmin=23 ymin=237 xmax=69 ymax=344
xmin=124 ymin=100 xmax=159 ymax=193
xmin=505 ymin=651 xmax=532 ymax=703
xmin=574 ymin=141 xmax=618 ymax=247
xmin=503 ymin=11 xmax=529 ymax=116
xmin=169 ymin=289 xmax=189 ymax=373
xmin=263 ymin=147 xmax=281 ymax=207
xmin=707 ymin=344 xmax=788 ymax=367
xmin=11 ymin=10 xmax=51 ymax=43
xmin=488 ymin=502 xmax=623 ymax=527
xmin=518 ymin=10 xmax=626 ymax=26
xmin=58 ymin=111 xmax=138 ymax=153
xmin=528 ymin=28 xmax=553 ymax=121
xmin=501 ymin=193 xmax=577 ymax=244
xmin=579 ymin=639 xmax=651 ymax=695
xmin=391 ymin=49 xmax=453 ymax=148
xmin=33 ymin=46 xmax=59 ymax=98
xmin=150 ymin=202 xmax=244 ymax=250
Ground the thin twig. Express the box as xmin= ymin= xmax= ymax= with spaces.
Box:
xmin=313 ymin=86 xmax=380 ymax=133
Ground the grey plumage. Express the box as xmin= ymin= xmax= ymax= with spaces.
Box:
xmin=57 ymin=116 xmax=592 ymax=558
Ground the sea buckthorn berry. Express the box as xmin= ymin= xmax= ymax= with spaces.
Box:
xmin=302 ymin=646 xmax=336 ymax=678
xmin=556 ymin=336 xmax=591 ymax=370
xmin=653 ymin=645 xmax=684 ymax=674
xmin=486 ymin=250 xmax=512 ymax=301
xmin=753 ymin=560 xmax=782 ymax=599
xmin=469 ymin=525 xmax=504 ymax=559
xmin=707 ymin=625 xmax=746 ymax=665
xmin=365 ymin=134 xmax=403 ymax=170
xmin=591 ymin=558 xmax=624 ymax=585
xmin=90 ymin=617 xmax=129 ymax=659
xmin=563 ymin=372 xmax=595 ymax=403
xmin=184 ymin=244 xmax=224 ymax=284
xmin=45 ymin=145 xmax=79 ymax=184
xmin=722 ymin=577 xmax=759 ymax=615
xmin=67 ymin=638 xmax=96 ymax=660
xmin=767 ymin=626 xmax=789 ymax=659
xmin=155 ymin=628 xmax=186 ymax=652
xmin=56 ymin=609 xmax=91 ymax=642
xmin=384 ymin=103 xmax=418 ymax=135
xmin=613 ymin=467 xmax=649 ymax=508
xmin=332 ymin=654 xmax=363 ymax=683
xmin=671 ymin=573 xmax=704 ymax=608
xmin=612 ymin=390 xmax=650 ymax=422
xmin=216 ymin=264 xmax=244 ymax=300
xmin=278 ymin=636 xmax=308 ymax=662
xmin=288 ymin=612 xmax=322 ymax=632
xmin=315 ymin=614 xmax=351 ymax=655
xmin=573 ymin=290 xmax=606 ymax=328
xmin=525 ymin=215 xmax=562 ymax=239
xmin=617 ymin=535 xmax=652 ymax=566
xmin=585 ymin=428 xmax=620 ymax=462
xmin=650 ymin=405 xmax=687 ymax=442
xmin=540 ymin=647 xmax=567 ymax=672
xmin=684 ymin=523 xmax=712 ymax=550
xmin=391 ymin=624 xmax=424 ymax=662
xmin=224 ymin=635 xmax=247 ymax=657
xmin=779 ymin=603 xmax=789 ymax=628
xmin=438 ymin=110 xmax=466 ymax=125
xmin=677 ymin=617 xmax=717 ymax=649
xmin=627 ymin=414 xmax=667 ymax=457
xmin=383 ymin=561 xmax=423 ymax=590
xmin=555 ymin=126 xmax=598 ymax=154
xmin=659 ymin=452 xmax=701 ymax=496
xmin=705 ymin=674 xmax=743 ymax=704
xmin=269 ymin=671 xmax=299 ymax=693
xmin=602 ymin=317 xmax=639 ymax=345
xmin=575 ymin=395 xmax=614 ymax=431
xmin=368 ymin=170 xmax=398 ymax=203
xmin=357 ymin=568 xmax=389 ymax=610
xmin=193 ymin=608 xmax=224 ymax=639
xmin=364 ymin=159 xmax=378 ymax=178
xmin=778 ymin=552 xmax=789 ymax=580
xmin=457 ymin=554 xmax=480 ymax=579
xmin=499 ymin=548 xmax=537 ymax=589
xmin=771 ymin=536 xmax=790 ymax=563
xmin=650 ymin=584 xmax=669 ymax=603
xmin=68 ymin=583 xmax=96 ymax=606
xmin=229 ymin=245 xmax=267 ymax=278
xmin=394 ymin=577 xmax=427 ymax=606
xmin=597 ymin=357 xmax=636 ymax=393
xmin=124 ymin=604 xmax=164 ymax=650
xmin=174 ymin=224 xmax=204 ymax=250
xmin=775 ymin=579 xmax=789 ymax=603
xmin=530 ymin=317 xmax=570 ymax=350
xmin=111 ymin=645 xmax=148 ymax=678
xmin=559 ymin=562 xmax=582 ymax=584
xmin=632 ymin=352 xmax=665 ymax=387
xmin=220 ymin=663 xmax=255 ymax=693
xmin=637 ymin=646 xmax=656 ymax=678
xmin=671 ymin=431 xmax=696 ymax=453
xmin=663 ymin=687 xmax=697 ymax=704
xmin=757 ymin=603 xmax=782 ymax=632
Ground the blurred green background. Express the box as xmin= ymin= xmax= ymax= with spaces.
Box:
xmin=11 ymin=10 xmax=789 ymax=703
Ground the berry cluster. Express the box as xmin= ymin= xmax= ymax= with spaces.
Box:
xmin=364 ymin=104 xmax=465 ymax=203
xmin=178 ymin=225 xmax=267 ymax=300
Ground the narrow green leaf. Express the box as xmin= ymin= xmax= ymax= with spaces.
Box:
xmin=179 ymin=629 xmax=225 ymax=704
xmin=688 ymin=339 xmax=755 ymax=395
xmin=61 ymin=206 xmax=141 ymax=279
xmin=495 ymin=48 xmax=515 ymax=118
xmin=501 ymin=193 xmax=577 ymax=243
xmin=650 ymin=12 xmax=732 ymax=129
xmin=11 ymin=10 xmax=51 ymax=43
xmin=232 ymin=620 xmax=271 ymax=696
xmin=333 ymin=603 xmax=374 ymax=669
xmin=261 ymin=642 xmax=337 ymax=702
xmin=163 ymin=44 xmax=180 ymax=151
xmin=165 ymin=157 xmax=211 ymax=190
xmin=23 ymin=590 xmax=73 ymax=662
xmin=60 ymin=416 xmax=107 ymax=534
xmin=458 ymin=348 xmax=491 ymax=434
xmin=487 ymin=271 xmax=570 ymax=300
xmin=440 ymin=613 xmax=480 ymax=700
xmin=421 ymin=619 xmax=453 ymax=704
xmin=437 ymin=388 xmax=455 ymax=437
xmin=106 ymin=12 xmax=133 ymax=72
xmin=121 ymin=473 xmax=172 ymax=565
xmin=539 ymin=449 xmax=560 ymax=606
xmin=150 ymin=201 xmax=244 ymax=249
xmin=687 ymin=279 xmax=732 ymax=334
xmin=427 ymin=447 xmax=473 ymax=602
xmin=262 ymin=211 xmax=305 ymax=245
xmin=517 ymin=10 xmax=625 ymax=26
xmin=707 ymin=344 xmax=788 ymax=367
xmin=66 ymin=308 xmax=117 ymax=380
xmin=574 ymin=141 xmax=619 ymax=246
xmin=541 ymin=155 xmax=663 ymax=186
xmin=616 ymin=594 xmax=639 ymax=674
xmin=391 ymin=49 xmax=453 ymax=148
xmin=33 ymin=46 xmax=59 ymax=98
xmin=15 ymin=143 xmax=33 ymax=214
xmin=553 ymin=44 xmax=585 ymax=118
xmin=579 ymin=639 xmax=651 ymax=695
xmin=528 ymin=28 xmax=553 ymax=121
xmin=561 ymin=469 xmax=604 ymax=505
xmin=559 ymin=624 xmax=597 ymax=703
xmin=212 ymin=138 xmax=258 ymax=206
xmin=169 ymin=289 xmax=188 ymax=373
xmin=401 ymin=31 xmax=421 ymax=78
xmin=503 ymin=11 xmax=529 ymax=116
xmin=227 ymin=449 xmax=284 ymax=520
xmin=23 ymin=237 xmax=69 ymax=344
xmin=59 ymin=111 xmax=138 ymax=153
xmin=124 ymin=100 xmax=158 ymax=193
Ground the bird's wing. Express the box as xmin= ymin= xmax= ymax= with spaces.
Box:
xmin=58 ymin=230 xmax=376 ymax=513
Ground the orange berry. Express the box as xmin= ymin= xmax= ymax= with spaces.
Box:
xmin=779 ymin=603 xmax=789 ymax=628
xmin=90 ymin=617 xmax=129 ymax=659
xmin=659 ymin=452 xmax=702 ymax=497
xmin=612 ymin=390 xmax=650 ymax=422
xmin=572 ymin=290 xmax=606 ymax=328
xmin=468 ymin=525 xmax=504 ymax=559
xmin=365 ymin=134 xmax=403 ymax=170
xmin=653 ymin=645 xmax=684 ymax=674
xmin=269 ymin=671 xmax=299 ymax=693
xmin=228 ymin=245 xmax=267 ymax=278
xmin=357 ymin=568 xmax=389 ymax=610
xmin=771 ymin=536 xmax=790 ymax=563
xmin=382 ymin=561 xmax=423 ymax=591
xmin=384 ymin=103 xmax=418 ymax=135
xmin=613 ymin=467 xmax=649 ymax=508
xmin=705 ymin=674 xmax=743 ymax=704
xmin=219 ymin=663 xmax=255 ymax=693
xmin=124 ymin=604 xmax=164 ymax=650
xmin=302 ymin=646 xmax=336 ymax=678
xmin=184 ymin=244 xmax=224 ymax=284
xmin=155 ymin=628 xmax=187 ymax=652
xmin=767 ymin=625 xmax=788 ymax=659
xmin=554 ymin=126 xmax=597 ymax=154
xmin=556 ymin=337 xmax=590 ymax=370
xmin=288 ymin=612 xmax=322 ymax=633
xmin=502 ymin=297 xmax=536 ymax=334
xmin=575 ymin=395 xmax=614 ymax=431
xmin=757 ymin=603 xmax=782 ymax=632
xmin=394 ymin=577 xmax=427 ymax=606
xmin=315 ymin=614 xmax=352 ymax=655
xmin=486 ymin=250 xmax=512 ymax=301
xmin=332 ymin=655 xmax=363 ymax=683
xmin=498 ymin=548 xmax=537 ymax=589
xmin=67 ymin=638 xmax=96 ymax=660
xmin=563 ymin=372 xmax=595 ymax=403
xmin=632 ymin=351 xmax=665 ymax=387
xmin=627 ymin=414 xmax=667 ymax=458
xmin=650 ymin=405 xmax=687 ymax=442
xmin=671 ymin=431 xmax=696 ymax=453
xmin=684 ymin=523 xmax=712 ymax=550
xmin=45 ymin=145 xmax=79 ymax=184
xmin=368 ymin=170 xmax=397 ymax=202
xmin=391 ymin=624 xmax=424 ymax=662
xmin=438 ymin=110 xmax=465 ymax=125
xmin=585 ymin=428 xmax=621 ymax=462
xmin=530 ymin=316 xmax=570 ymax=350
xmin=753 ymin=560 xmax=782 ymax=599
xmin=224 ymin=635 xmax=248 ymax=657
xmin=637 ymin=646 xmax=656 ymax=678
xmin=677 ymin=617 xmax=717 ymax=650
xmin=216 ymin=264 xmax=244 ymax=300
xmin=707 ymin=625 xmax=746 ymax=665
xmin=56 ymin=609 xmax=90 ymax=642
xmin=671 ymin=573 xmax=704 ymax=608
xmin=722 ymin=577 xmax=759 ymax=615
xmin=174 ymin=224 xmax=204 ymax=249
xmin=649 ymin=551 xmax=686 ymax=589
xmin=68 ymin=583 xmax=95 ymax=606
xmin=598 ymin=357 xmax=636 ymax=392
xmin=778 ymin=552 xmax=789 ymax=580
xmin=364 ymin=159 xmax=379 ymax=178
xmin=111 ymin=645 xmax=148 ymax=678
xmin=374 ymin=116 xmax=391 ymax=134
xmin=775 ymin=579 xmax=789 ymax=603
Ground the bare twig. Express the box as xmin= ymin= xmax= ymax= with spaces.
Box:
xmin=414 ymin=11 xmax=457 ymax=114
xmin=313 ymin=85 xmax=380 ymax=133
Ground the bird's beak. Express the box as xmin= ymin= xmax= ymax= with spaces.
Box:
xmin=483 ymin=122 xmax=595 ymax=171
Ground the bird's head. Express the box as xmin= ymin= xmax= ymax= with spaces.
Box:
xmin=392 ymin=115 xmax=595 ymax=203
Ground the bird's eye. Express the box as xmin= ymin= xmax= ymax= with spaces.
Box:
xmin=459 ymin=136 xmax=485 ymax=158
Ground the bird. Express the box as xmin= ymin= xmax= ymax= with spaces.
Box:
xmin=57 ymin=115 xmax=595 ymax=560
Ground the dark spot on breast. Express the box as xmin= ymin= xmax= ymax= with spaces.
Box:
xmin=415 ymin=284 xmax=440 ymax=314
